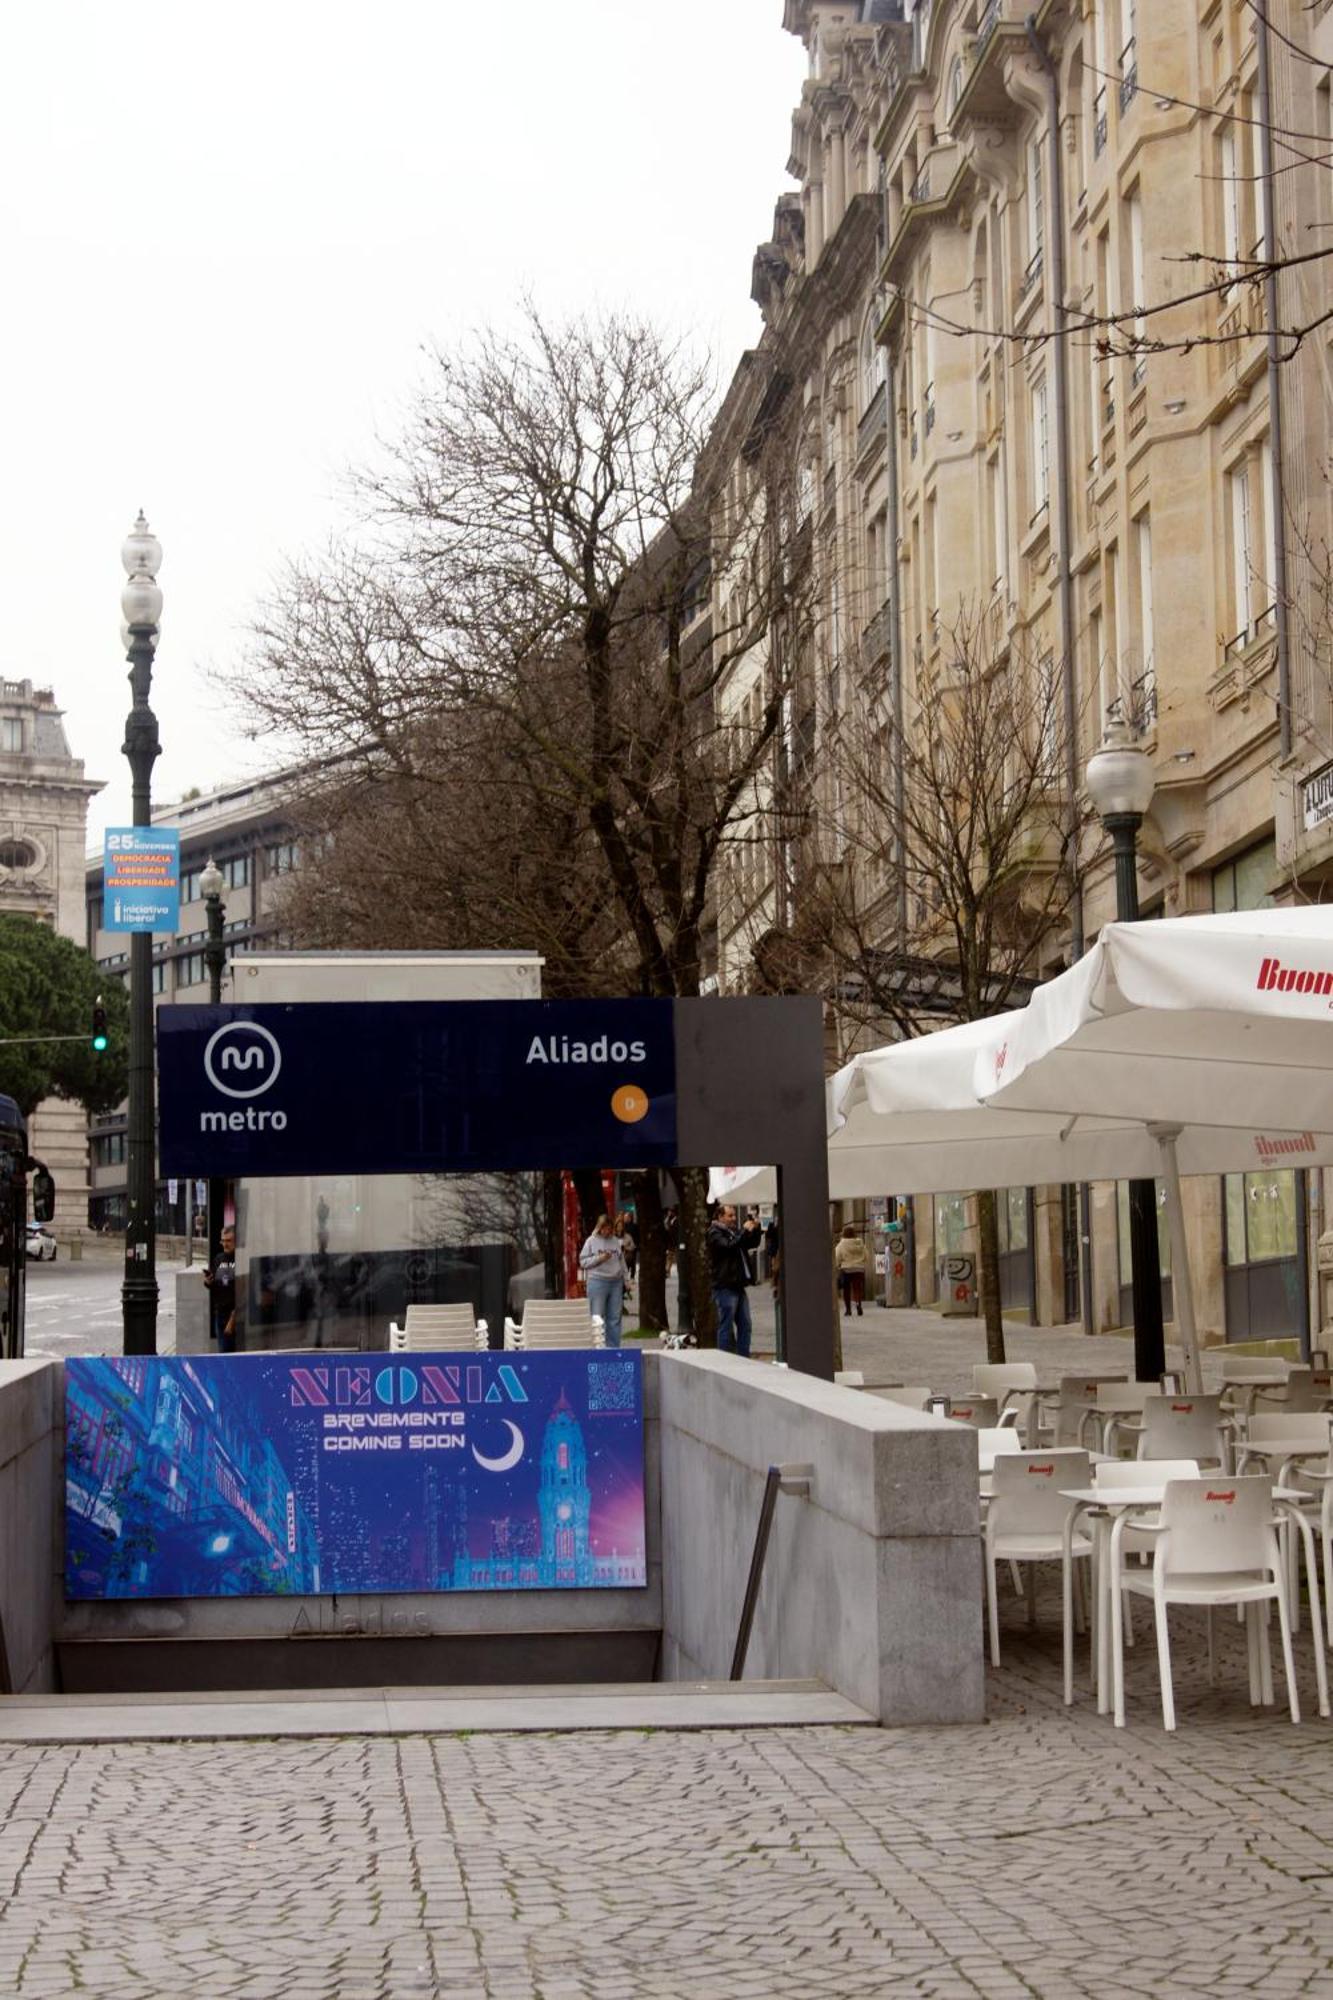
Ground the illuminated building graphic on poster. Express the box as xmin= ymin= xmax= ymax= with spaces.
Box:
xmin=65 ymin=1351 xmax=646 ymax=1601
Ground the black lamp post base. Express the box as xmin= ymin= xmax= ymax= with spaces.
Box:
xmin=121 ymin=1274 xmax=161 ymax=1357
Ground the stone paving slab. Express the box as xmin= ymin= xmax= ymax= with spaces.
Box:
xmin=0 ymin=1680 xmax=873 ymax=1743
xmin=1 ymin=1582 xmax=1332 ymax=1999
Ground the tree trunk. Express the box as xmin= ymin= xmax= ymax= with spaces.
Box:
xmin=677 ymin=1167 xmax=716 ymax=1345
xmin=976 ymin=1188 xmax=1007 ymax=1365
xmin=632 ymin=1171 xmax=666 ymax=1334
xmin=541 ymin=1169 xmax=564 ymax=1298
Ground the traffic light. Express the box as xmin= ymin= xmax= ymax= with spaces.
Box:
xmin=91 ymin=999 xmax=108 ymax=1053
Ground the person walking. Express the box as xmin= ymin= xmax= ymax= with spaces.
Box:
xmin=203 ymin=1224 xmax=238 ymax=1352
xmin=834 ymin=1224 xmax=869 ymax=1318
xmin=615 ymin=1210 xmax=638 ymax=1283
xmin=707 ymin=1203 xmax=752 ymax=1357
xmin=579 ymin=1214 xmax=628 ymax=1348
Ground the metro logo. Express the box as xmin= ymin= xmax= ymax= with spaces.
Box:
xmin=1256 ymin=956 xmax=1333 ymax=996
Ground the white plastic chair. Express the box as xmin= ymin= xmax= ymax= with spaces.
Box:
xmin=974 ymin=1363 xmax=1038 ymax=1440
xmin=1221 ymin=1358 xmax=1289 ymax=1423
xmin=865 ymin=1385 xmax=933 ymax=1411
xmin=1079 ymin=1380 xmax=1153 ymax=1455
xmin=1109 ymin=1476 xmax=1299 ymax=1730
xmin=388 ymin=1303 xmax=488 ymax=1352
xmin=1063 ymin=1457 xmax=1200 ymax=1705
xmin=984 ymin=1448 xmax=1092 ymax=1668
xmin=503 ymin=1299 xmax=605 ymax=1350
xmin=1137 ymin=1394 xmax=1230 ymax=1470
xmin=1234 ymin=1414 xmax=1333 ymax=1489
xmin=945 ymin=1394 xmax=1005 ymax=1429
xmin=976 ymin=1427 xmax=1023 ymax=1475
xmin=1047 ymin=1374 xmax=1126 ymax=1449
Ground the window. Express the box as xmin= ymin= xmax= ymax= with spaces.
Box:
xmin=1030 ymin=377 xmax=1050 ymax=517
xmin=220 ymin=854 xmax=250 ymax=891
xmin=1224 ymin=1170 xmax=1299 ymax=1267
xmin=1126 ymin=191 xmax=1146 ymax=380
xmin=266 ymin=840 xmax=299 ymax=877
xmin=0 ymin=719 xmax=21 ymax=753
xmin=93 ymin=1132 xmax=126 ymax=1168
xmin=177 ymin=951 xmax=207 ymax=988
xmin=151 ymin=961 xmax=166 ymax=995
xmin=1024 ymin=138 xmax=1045 ymax=292
xmin=1229 ymin=463 xmax=1254 ymax=640
xmin=946 ymin=55 xmax=965 ymax=127
xmin=0 ymin=838 xmax=36 ymax=870
xmin=1212 ymin=835 xmax=1276 ymax=913
xmin=1134 ymin=513 xmax=1155 ymax=726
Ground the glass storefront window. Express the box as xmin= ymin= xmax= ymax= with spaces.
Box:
xmin=1224 ymin=1169 xmax=1298 ymax=1266
xmin=936 ymin=1193 xmax=969 ymax=1253
xmin=999 ymin=1188 xmax=1029 ymax=1254
xmin=1116 ymin=1179 xmax=1172 ymax=1286
xmin=1212 ymin=834 xmax=1276 ymax=913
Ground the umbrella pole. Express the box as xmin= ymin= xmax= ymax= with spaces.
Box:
xmin=1149 ymin=1122 xmax=1203 ymax=1393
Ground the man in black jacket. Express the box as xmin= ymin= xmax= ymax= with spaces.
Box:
xmin=707 ymin=1204 xmax=752 ymax=1357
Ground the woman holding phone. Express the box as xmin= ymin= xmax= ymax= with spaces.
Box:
xmin=578 ymin=1213 xmax=628 ymax=1348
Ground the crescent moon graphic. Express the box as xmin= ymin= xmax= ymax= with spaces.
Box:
xmin=471 ymin=1419 xmax=525 ymax=1474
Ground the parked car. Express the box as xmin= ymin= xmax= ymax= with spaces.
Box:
xmin=24 ymin=1224 xmax=57 ymax=1262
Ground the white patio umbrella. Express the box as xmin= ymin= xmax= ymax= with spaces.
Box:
xmin=713 ymin=913 xmax=1333 ymax=1386
xmin=972 ymin=906 xmax=1333 ymax=1387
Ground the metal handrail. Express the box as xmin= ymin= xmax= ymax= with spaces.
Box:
xmin=730 ymin=1463 xmax=813 ymax=1680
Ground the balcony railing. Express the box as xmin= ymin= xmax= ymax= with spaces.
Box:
xmin=1019 ymin=248 xmax=1044 ymax=299
xmin=1130 ymin=355 xmax=1147 ymax=388
xmin=909 ymin=166 xmax=932 ymax=204
xmin=1118 ymin=38 xmax=1138 ymax=113
xmin=863 ymin=599 xmax=894 ymax=664
xmin=1129 ymin=662 xmax=1157 ymax=731
xmin=976 ymin=0 xmax=1002 ymax=56
xmin=924 ymin=384 xmax=936 ymax=434
xmin=1222 ymin=602 xmax=1277 ymax=662
xmin=1093 ymin=87 xmax=1108 ymax=158
xmin=857 ymin=383 xmax=888 ymax=459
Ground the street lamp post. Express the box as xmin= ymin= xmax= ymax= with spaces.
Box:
xmin=200 ymin=858 xmax=227 ymax=1271
xmin=1086 ymin=714 xmax=1164 ymax=1382
xmin=120 ymin=513 xmax=163 ymax=1357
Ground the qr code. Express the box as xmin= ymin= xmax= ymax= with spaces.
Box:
xmin=587 ymin=1359 xmax=638 ymax=1414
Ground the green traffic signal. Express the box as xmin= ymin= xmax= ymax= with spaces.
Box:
xmin=92 ymin=999 xmax=109 ymax=1053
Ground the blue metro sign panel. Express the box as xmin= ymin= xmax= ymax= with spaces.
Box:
xmin=157 ymin=998 xmax=677 ymax=1177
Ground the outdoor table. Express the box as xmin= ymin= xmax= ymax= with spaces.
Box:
xmin=1060 ymin=1483 xmax=1329 ymax=1720
xmin=1221 ymin=1370 xmax=1291 ymax=1422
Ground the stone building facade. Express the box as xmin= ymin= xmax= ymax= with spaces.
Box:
xmin=0 ymin=679 xmax=103 ymax=1231
xmin=708 ymin=0 xmax=1333 ymax=1347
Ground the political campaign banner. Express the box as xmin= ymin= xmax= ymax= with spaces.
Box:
xmin=64 ymin=1349 xmax=646 ymax=1601
xmin=102 ymin=827 xmax=180 ymax=932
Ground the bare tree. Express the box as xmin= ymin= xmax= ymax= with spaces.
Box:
xmin=770 ymin=604 xmax=1089 ymax=1362
xmin=239 ymin=304 xmax=802 ymax=1340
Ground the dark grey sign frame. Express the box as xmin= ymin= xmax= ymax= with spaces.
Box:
xmin=163 ymin=994 xmax=833 ymax=1380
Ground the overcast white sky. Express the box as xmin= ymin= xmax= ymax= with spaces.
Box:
xmin=0 ymin=2 xmax=806 ymax=844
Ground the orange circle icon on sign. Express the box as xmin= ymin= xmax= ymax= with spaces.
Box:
xmin=611 ymin=1084 xmax=650 ymax=1124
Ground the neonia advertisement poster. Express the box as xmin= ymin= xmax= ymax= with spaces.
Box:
xmin=64 ymin=1351 xmax=647 ymax=1601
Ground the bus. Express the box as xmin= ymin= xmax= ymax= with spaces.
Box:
xmin=0 ymin=1096 xmax=53 ymax=1360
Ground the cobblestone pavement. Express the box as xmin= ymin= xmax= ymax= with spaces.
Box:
xmin=2 ymin=1582 xmax=1332 ymax=2000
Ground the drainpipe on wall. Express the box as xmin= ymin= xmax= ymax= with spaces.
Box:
xmin=1256 ymin=8 xmax=1293 ymax=762
xmin=885 ymin=350 xmax=907 ymax=944
xmin=1028 ymin=17 xmax=1092 ymax=1333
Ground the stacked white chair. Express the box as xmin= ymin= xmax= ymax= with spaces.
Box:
xmin=388 ymin=1303 xmax=488 ymax=1352
xmin=503 ymin=1299 xmax=605 ymax=1350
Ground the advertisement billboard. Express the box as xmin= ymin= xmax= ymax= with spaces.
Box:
xmin=65 ymin=1349 xmax=647 ymax=1601
xmin=157 ymin=998 xmax=676 ymax=1178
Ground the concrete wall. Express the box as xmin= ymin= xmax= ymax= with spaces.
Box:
xmin=652 ymin=1350 xmax=983 ymax=1725
xmin=2 ymin=1353 xmax=984 ymax=1720
xmin=0 ymin=1361 xmax=58 ymax=1694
